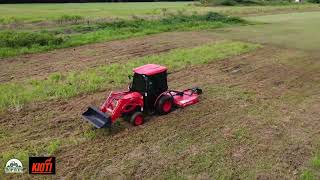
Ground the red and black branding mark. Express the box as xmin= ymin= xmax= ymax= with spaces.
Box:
xmin=29 ymin=157 xmax=56 ymax=174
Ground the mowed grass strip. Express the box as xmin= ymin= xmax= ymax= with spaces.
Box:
xmin=0 ymin=41 xmax=260 ymax=111
xmin=0 ymin=12 xmax=246 ymax=58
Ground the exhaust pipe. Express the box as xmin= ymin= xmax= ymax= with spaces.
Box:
xmin=82 ymin=106 xmax=112 ymax=128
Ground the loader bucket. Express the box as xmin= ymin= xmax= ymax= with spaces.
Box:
xmin=82 ymin=106 xmax=112 ymax=128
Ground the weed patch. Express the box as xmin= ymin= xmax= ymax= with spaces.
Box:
xmin=55 ymin=15 xmax=84 ymax=24
xmin=0 ymin=31 xmax=64 ymax=48
xmin=0 ymin=130 xmax=9 ymax=139
xmin=0 ymin=150 xmax=29 ymax=168
xmin=300 ymin=151 xmax=320 ymax=180
xmin=301 ymin=170 xmax=316 ymax=180
xmin=83 ymin=130 xmax=97 ymax=140
xmin=202 ymin=0 xmax=301 ymax=6
xmin=311 ymin=153 xmax=320 ymax=168
xmin=0 ymin=146 xmax=44 ymax=176
xmin=0 ymin=31 xmax=64 ymax=57
xmin=0 ymin=17 xmax=21 ymax=25
xmin=47 ymin=139 xmax=61 ymax=155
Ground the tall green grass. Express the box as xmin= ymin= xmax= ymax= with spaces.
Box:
xmin=0 ymin=31 xmax=63 ymax=48
xmin=300 ymin=152 xmax=320 ymax=180
xmin=0 ymin=41 xmax=260 ymax=111
xmin=55 ymin=15 xmax=84 ymax=24
xmin=0 ymin=12 xmax=246 ymax=58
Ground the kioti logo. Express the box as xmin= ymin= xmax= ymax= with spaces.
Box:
xmin=29 ymin=157 xmax=56 ymax=174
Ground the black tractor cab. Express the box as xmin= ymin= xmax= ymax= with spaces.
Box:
xmin=130 ymin=64 xmax=168 ymax=113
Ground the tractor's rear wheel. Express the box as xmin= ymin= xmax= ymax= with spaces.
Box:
xmin=130 ymin=112 xmax=144 ymax=126
xmin=156 ymin=95 xmax=173 ymax=115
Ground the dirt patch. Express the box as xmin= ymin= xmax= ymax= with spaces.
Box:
xmin=0 ymin=31 xmax=221 ymax=83
xmin=1 ymin=44 xmax=319 ymax=178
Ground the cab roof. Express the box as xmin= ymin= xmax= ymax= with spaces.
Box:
xmin=133 ymin=64 xmax=167 ymax=76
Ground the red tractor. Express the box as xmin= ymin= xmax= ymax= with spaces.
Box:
xmin=82 ymin=64 xmax=202 ymax=128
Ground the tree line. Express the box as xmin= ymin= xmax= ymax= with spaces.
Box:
xmin=0 ymin=0 xmax=191 ymax=3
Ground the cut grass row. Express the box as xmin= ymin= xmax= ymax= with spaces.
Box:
xmin=0 ymin=12 xmax=246 ymax=58
xmin=0 ymin=41 xmax=261 ymax=111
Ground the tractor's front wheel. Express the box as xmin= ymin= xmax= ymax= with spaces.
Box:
xmin=156 ymin=95 xmax=173 ymax=115
xmin=130 ymin=112 xmax=144 ymax=126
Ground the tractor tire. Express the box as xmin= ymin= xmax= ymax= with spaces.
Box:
xmin=130 ymin=112 xmax=144 ymax=126
xmin=156 ymin=95 xmax=173 ymax=115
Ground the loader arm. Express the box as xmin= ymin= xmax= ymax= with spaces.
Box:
xmin=82 ymin=91 xmax=144 ymax=128
xmin=100 ymin=91 xmax=143 ymax=122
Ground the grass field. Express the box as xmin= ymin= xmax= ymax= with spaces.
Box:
xmin=0 ymin=2 xmax=320 ymax=179
xmin=0 ymin=2 xmax=318 ymax=25
xmin=0 ymin=2 xmax=319 ymax=58
xmin=213 ymin=11 xmax=320 ymax=51
xmin=0 ymin=2 xmax=193 ymax=23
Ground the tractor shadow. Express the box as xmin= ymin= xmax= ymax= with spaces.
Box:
xmin=92 ymin=114 xmax=167 ymax=136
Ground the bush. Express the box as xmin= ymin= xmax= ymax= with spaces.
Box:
xmin=0 ymin=31 xmax=64 ymax=48
xmin=202 ymin=0 xmax=294 ymax=6
xmin=203 ymin=0 xmax=259 ymax=6
xmin=67 ymin=12 xmax=245 ymax=34
xmin=201 ymin=12 xmax=244 ymax=23
xmin=0 ymin=17 xmax=21 ymax=25
xmin=308 ymin=0 xmax=320 ymax=3
xmin=219 ymin=0 xmax=238 ymax=6
xmin=56 ymin=15 xmax=84 ymax=24
xmin=157 ymin=12 xmax=244 ymax=25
